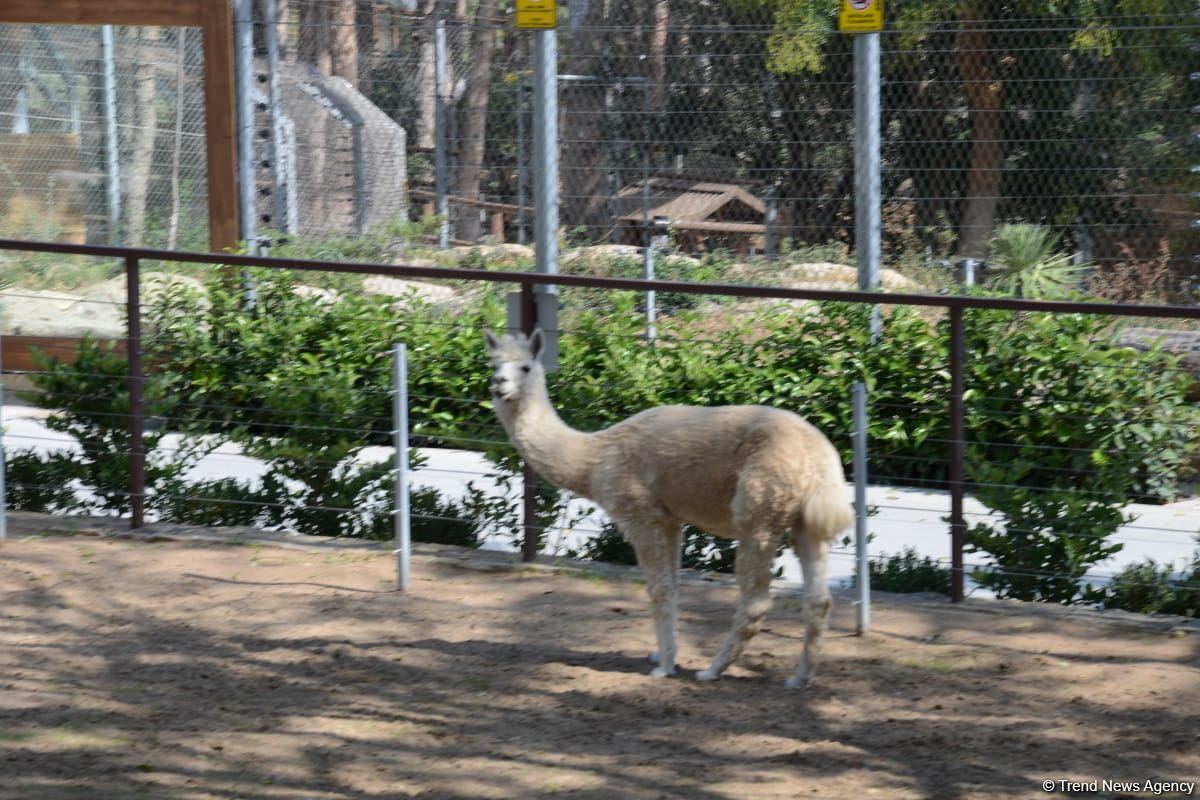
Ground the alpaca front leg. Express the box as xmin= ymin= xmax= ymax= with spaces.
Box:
xmin=628 ymin=523 xmax=682 ymax=678
xmin=698 ymin=532 xmax=777 ymax=681
xmin=786 ymin=534 xmax=832 ymax=689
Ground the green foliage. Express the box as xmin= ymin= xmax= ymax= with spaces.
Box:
xmin=19 ymin=269 xmax=1194 ymax=611
xmin=1094 ymin=552 xmax=1200 ymax=617
xmin=864 ymin=547 xmax=953 ymax=595
xmin=23 ymin=336 xmax=198 ymax=515
xmin=984 ymin=224 xmax=1090 ymax=299
xmin=568 ymin=521 xmax=770 ymax=576
xmin=409 ymin=485 xmax=486 ymax=548
xmin=961 ymin=308 xmax=1198 ymax=603
xmin=4 ymin=449 xmax=79 ymax=512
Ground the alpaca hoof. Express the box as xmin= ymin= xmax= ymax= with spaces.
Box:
xmin=785 ymin=673 xmax=812 ymax=690
xmin=695 ymin=668 xmax=721 ymax=682
xmin=649 ymin=665 xmax=675 ymax=678
xmin=648 ymin=650 xmax=659 ymax=664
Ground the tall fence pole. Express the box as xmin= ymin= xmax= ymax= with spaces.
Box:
xmin=125 ymin=256 xmax=145 ymax=529
xmin=101 ymin=25 xmax=121 ymax=245
xmin=516 ymin=75 xmax=527 ymax=246
xmin=852 ymin=381 xmax=870 ymax=633
xmin=519 ymin=283 xmax=539 ymax=562
xmin=853 ymin=31 xmax=882 ymax=339
xmin=532 ymin=29 xmax=559 ymax=278
xmin=434 ymin=14 xmax=450 ymax=250
xmin=640 ymin=81 xmax=656 ymax=341
xmin=393 ymin=343 xmax=411 ymax=591
xmin=234 ymin=0 xmax=257 ymax=255
xmin=949 ymin=306 xmax=966 ymax=602
xmin=263 ymin=0 xmax=289 ymax=237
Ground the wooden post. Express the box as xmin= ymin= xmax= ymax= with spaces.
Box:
xmin=490 ymin=211 xmax=505 ymax=242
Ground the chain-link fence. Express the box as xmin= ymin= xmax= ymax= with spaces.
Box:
xmin=0 ymin=23 xmax=209 ymax=252
xmin=0 ymin=3 xmax=1196 ymax=300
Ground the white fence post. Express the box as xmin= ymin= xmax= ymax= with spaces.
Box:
xmin=393 ymin=343 xmax=411 ymax=591
xmin=853 ymin=381 xmax=869 ymax=633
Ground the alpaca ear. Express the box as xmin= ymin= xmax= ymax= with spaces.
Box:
xmin=483 ymin=329 xmax=501 ymax=353
xmin=528 ymin=328 xmax=545 ymax=360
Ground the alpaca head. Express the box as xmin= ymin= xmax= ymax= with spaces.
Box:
xmin=484 ymin=329 xmax=545 ymax=404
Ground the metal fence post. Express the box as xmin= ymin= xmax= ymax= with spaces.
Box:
xmin=434 ymin=13 xmax=450 ymax=250
xmin=854 ymin=31 xmax=882 ymax=340
xmin=640 ymin=80 xmax=657 ymax=341
xmin=516 ymin=75 xmax=527 ymax=245
xmin=852 ymin=381 xmax=869 ymax=632
xmin=234 ymin=0 xmax=257 ymax=254
xmin=764 ymin=185 xmax=778 ymax=262
xmin=101 ymin=25 xmax=121 ymax=245
xmin=949 ymin=305 xmax=966 ymax=602
xmin=519 ymin=282 xmax=539 ymax=562
xmin=126 ymin=256 xmax=145 ymax=529
xmin=393 ymin=343 xmax=411 ymax=591
xmin=532 ymin=28 xmax=559 ymax=278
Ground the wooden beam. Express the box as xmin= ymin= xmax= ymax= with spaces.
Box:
xmin=200 ymin=0 xmax=240 ymax=253
xmin=1 ymin=0 xmax=241 ymax=254
xmin=1 ymin=1 xmax=202 ymax=27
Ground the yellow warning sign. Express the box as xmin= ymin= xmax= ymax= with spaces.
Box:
xmin=516 ymin=0 xmax=556 ymax=29
xmin=838 ymin=0 xmax=883 ymax=33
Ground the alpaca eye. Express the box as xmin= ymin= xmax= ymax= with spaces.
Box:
xmin=521 ymin=366 xmax=531 ymax=373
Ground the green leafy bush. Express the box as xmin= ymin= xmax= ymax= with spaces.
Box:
xmin=22 ymin=336 xmax=198 ymax=515
xmin=864 ymin=547 xmax=952 ymax=595
xmin=1094 ymin=553 xmax=1200 ymax=617
xmin=4 ymin=449 xmax=79 ymax=512
xmin=961 ymin=308 xmax=1197 ymax=604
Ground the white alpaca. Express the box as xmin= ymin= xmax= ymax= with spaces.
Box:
xmin=485 ymin=329 xmax=853 ymax=688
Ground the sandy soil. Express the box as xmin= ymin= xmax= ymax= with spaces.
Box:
xmin=1 ymin=530 xmax=1198 ymax=800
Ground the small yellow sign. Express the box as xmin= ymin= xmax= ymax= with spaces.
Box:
xmin=516 ymin=0 xmax=556 ymax=29
xmin=838 ymin=0 xmax=883 ymax=33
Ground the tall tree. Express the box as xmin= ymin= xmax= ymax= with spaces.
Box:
xmin=452 ymin=0 xmax=501 ymax=241
xmin=126 ymin=27 xmax=160 ymax=247
xmin=331 ymin=0 xmax=360 ymax=87
xmin=411 ymin=0 xmax=441 ymax=150
xmin=560 ymin=0 xmax=609 ymax=237
xmin=298 ymin=0 xmax=332 ymax=73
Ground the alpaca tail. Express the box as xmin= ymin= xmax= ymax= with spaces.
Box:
xmin=796 ymin=482 xmax=854 ymax=544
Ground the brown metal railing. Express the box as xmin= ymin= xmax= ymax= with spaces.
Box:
xmin=2 ymin=237 xmax=1197 ymax=599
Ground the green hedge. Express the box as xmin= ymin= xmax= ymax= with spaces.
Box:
xmin=12 ymin=269 xmax=1197 ymax=606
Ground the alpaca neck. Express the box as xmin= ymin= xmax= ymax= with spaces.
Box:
xmin=497 ymin=380 xmax=597 ymax=498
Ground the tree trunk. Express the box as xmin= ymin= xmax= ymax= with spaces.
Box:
xmin=356 ymin=1 xmax=376 ymax=95
xmin=275 ymin=0 xmax=290 ymax=60
xmin=167 ymin=29 xmax=185 ymax=250
xmin=0 ymin=27 xmax=23 ymax=132
xmin=331 ymin=0 xmax=359 ymax=87
xmin=412 ymin=0 xmax=440 ymax=150
xmin=955 ymin=2 xmax=1003 ymax=259
xmin=560 ymin=0 xmax=608 ymax=239
xmin=647 ymin=0 xmax=669 ymax=112
xmin=298 ymin=1 xmax=332 ymax=74
xmin=126 ymin=27 xmax=160 ymax=247
xmin=451 ymin=0 xmax=500 ymax=242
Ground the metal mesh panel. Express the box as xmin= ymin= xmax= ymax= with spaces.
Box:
xmin=0 ymin=4 xmax=1195 ymax=298
xmin=0 ymin=23 xmax=209 ymax=250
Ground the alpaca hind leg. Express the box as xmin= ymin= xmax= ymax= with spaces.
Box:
xmin=786 ymin=533 xmax=832 ymax=689
xmin=697 ymin=531 xmax=779 ymax=681
xmin=626 ymin=522 xmax=683 ymax=678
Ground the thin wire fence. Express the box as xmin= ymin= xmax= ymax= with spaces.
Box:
xmin=2 ymin=243 xmax=1197 ymax=610
xmin=2 ymin=7 xmax=1195 ymax=303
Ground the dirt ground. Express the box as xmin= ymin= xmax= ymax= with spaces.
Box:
xmin=1 ymin=528 xmax=1198 ymax=800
